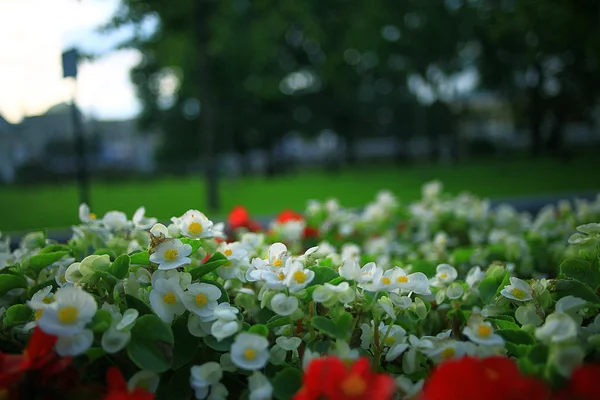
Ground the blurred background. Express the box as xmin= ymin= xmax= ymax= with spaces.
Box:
xmin=1 ymin=0 xmax=599 ymax=234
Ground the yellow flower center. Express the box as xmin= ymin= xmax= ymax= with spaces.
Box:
xmin=60 ymin=274 xmax=66 ymax=283
xmin=244 ymin=348 xmax=256 ymax=360
xmin=478 ymin=325 xmax=492 ymax=338
xmin=89 ymin=213 xmax=97 ymax=220
xmin=385 ymin=336 xmax=395 ymax=346
xmin=195 ymin=293 xmax=208 ymax=307
xmin=440 ymin=273 xmax=448 ymax=279
xmin=381 ymin=277 xmax=391 ymax=285
xmin=164 ymin=249 xmax=179 ymax=261
xmin=511 ymin=288 xmax=526 ymax=299
xmin=58 ymin=306 xmax=79 ymax=324
xmin=224 ymin=260 xmax=232 ymax=267
xmin=442 ymin=347 xmax=455 ymax=360
xmin=188 ymin=222 xmax=203 ymax=235
xmin=293 ymin=270 xmax=307 ymax=284
xmin=163 ymin=292 xmax=177 ymax=305
xmin=277 ymin=272 xmax=285 ymax=281
xmin=42 ymin=295 xmax=55 ymax=304
xmin=340 ymin=374 xmax=367 ymax=397
xmin=34 ymin=309 xmax=43 ymax=320
xmin=273 ymin=259 xmax=283 ymax=267
xmin=397 ymin=275 xmax=409 ymax=283
xmin=224 ymin=249 xmax=233 ymax=257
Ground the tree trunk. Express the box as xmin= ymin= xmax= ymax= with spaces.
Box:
xmin=195 ymin=1 xmax=219 ymax=212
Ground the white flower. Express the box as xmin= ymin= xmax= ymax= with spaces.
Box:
xmin=340 ymin=244 xmax=361 ymax=263
xmin=183 ymin=283 xmax=222 ymax=318
xmin=28 ymin=286 xmax=55 ymax=310
xmin=535 ymin=312 xmax=579 ymax=344
xmin=515 ymin=303 xmax=544 ymax=326
xmin=501 ymin=277 xmax=533 ymax=301
xmin=190 ymin=362 xmax=223 ymax=400
xmin=133 ymin=207 xmax=158 ymax=230
xmin=211 ymin=303 xmax=241 ymax=341
xmin=269 ymin=345 xmax=286 ymax=365
xmin=188 ymin=313 xmax=214 ymax=337
xmin=424 ymin=340 xmax=466 ymax=363
xmin=149 ymin=239 xmax=193 ymax=270
xmin=150 ymin=223 xmax=171 ymax=238
xmin=390 ymin=267 xmax=431 ymax=295
xmin=55 ymin=329 xmax=94 ymax=356
xmin=231 ymin=333 xmax=270 ymax=371
xmin=207 ymin=382 xmax=228 ymax=400
xmin=313 ymin=282 xmax=355 ymax=305
xmin=466 ymin=266 xmax=486 ymax=288
xmin=179 ymin=210 xmax=214 ymax=239
xmin=396 ymin=376 xmax=424 ymax=400
xmin=78 ymin=203 xmax=98 ymax=224
xmin=216 ymin=242 xmax=248 ymax=280
xmin=462 ymin=316 xmax=504 ymax=346
xmin=275 ymin=336 xmax=302 ymax=351
xmin=422 ymin=180 xmax=442 ymax=200
xmin=248 ymin=371 xmax=273 ymax=400
xmin=128 ymin=370 xmax=160 ymax=393
xmin=551 ymin=344 xmax=586 ymax=378
xmin=102 ymin=210 xmax=129 ymax=231
xmin=270 ymin=293 xmax=299 ymax=316
xmin=555 ymin=295 xmax=588 ymax=324
xmin=37 ymin=286 xmax=97 ymax=336
xmin=284 ymin=261 xmax=314 ymax=292
xmin=149 ymin=277 xmax=186 ymax=323
xmin=446 ymin=283 xmax=464 ymax=299
xmin=432 ymin=264 xmax=457 ymax=286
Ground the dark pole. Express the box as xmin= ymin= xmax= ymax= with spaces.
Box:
xmin=194 ymin=0 xmax=219 ymax=213
xmin=62 ymin=48 xmax=90 ymax=207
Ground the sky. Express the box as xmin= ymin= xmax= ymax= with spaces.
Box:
xmin=0 ymin=0 xmax=147 ymax=123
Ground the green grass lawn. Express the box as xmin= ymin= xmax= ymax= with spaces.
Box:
xmin=1 ymin=156 xmax=599 ymax=233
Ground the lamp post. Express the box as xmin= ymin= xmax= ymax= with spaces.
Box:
xmin=62 ymin=48 xmax=90 ymax=207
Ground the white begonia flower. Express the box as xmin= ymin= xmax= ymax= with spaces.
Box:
xmin=179 ymin=210 xmax=214 ymax=239
xmin=128 ymin=370 xmax=160 ymax=393
xmin=269 ymin=345 xmax=287 ymax=365
xmin=101 ymin=308 xmax=138 ymax=354
xmin=551 ymin=344 xmax=586 ymax=378
xmin=149 ymin=277 xmax=186 ymax=323
xmin=37 ymin=286 xmax=97 ymax=336
xmin=378 ymin=296 xmax=396 ymax=320
xmin=340 ymin=244 xmax=361 ymax=263
xmin=28 ymin=286 xmax=55 ymax=311
xmin=390 ymin=293 xmax=413 ymax=309
xmin=151 ymin=269 xmax=191 ymax=290
xmin=55 ymin=329 xmax=94 ymax=356
xmin=446 ymin=282 xmax=464 ymax=300
xmin=338 ymin=259 xmax=361 ymax=281
xmin=149 ymin=239 xmax=193 ymax=270
xmin=150 ymin=223 xmax=171 ymax=238
xmin=216 ymin=242 xmax=248 ymax=280
xmin=500 ymin=277 xmax=533 ymax=301
xmin=535 ymin=312 xmax=579 ymax=344
xmin=102 ymin=210 xmax=129 ymax=231
xmin=284 ymin=261 xmax=314 ymax=292
xmin=390 ymin=267 xmax=432 ymax=296
xmin=555 ymin=295 xmax=588 ymax=324
xmin=385 ymin=341 xmax=410 ymax=362
xmin=248 ymin=371 xmax=273 ymax=400
xmin=462 ymin=316 xmax=504 ymax=346
xmin=275 ymin=219 xmax=306 ymax=243
xmin=331 ymin=340 xmax=360 ymax=363
xmin=313 ymin=282 xmax=355 ymax=305
xmin=395 ymin=376 xmax=425 ymax=400
xmin=220 ymin=353 xmax=237 ymax=372
xmin=188 ymin=313 xmax=214 ymax=337
xmin=275 ymin=336 xmax=302 ymax=351
xmin=302 ymin=348 xmax=320 ymax=371
xmin=207 ymin=382 xmax=228 ymax=400
xmin=432 ymin=264 xmax=458 ymax=286
xmin=240 ymin=233 xmax=265 ymax=254
xmin=466 ymin=266 xmax=486 ymax=288
xmin=424 ymin=340 xmax=467 ymax=363
xmin=102 ymin=327 xmax=131 ymax=354
xmin=515 ymin=303 xmax=544 ymax=326
xmin=190 ymin=362 xmax=223 ymax=400
xmin=211 ymin=303 xmax=241 ymax=341
xmin=55 ymin=264 xmax=70 ymax=287
xmin=230 ymin=332 xmax=270 ymax=370
xmin=183 ymin=283 xmax=222 ymax=319
xmin=270 ymin=293 xmax=299 ymax=316
xmin=78 ymin=203 xmax=98 ymax=223
xmin=133 ymin=207 xmax=157 ymax=230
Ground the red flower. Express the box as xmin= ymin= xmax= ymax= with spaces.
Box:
xmin=421 ymin=356 xmax=550 ymax=400
xmin=104 ymin=367 xmax=154 ymax=400
xmin=228 ymin=206 xmax=261 ymax=232
xmin=293 ymin=356 xmax=395 ymax=400
xmin=554 ymin=364 xmax=600 ymax=400
xmin=277 ymin=209 xmax=304 ymax=223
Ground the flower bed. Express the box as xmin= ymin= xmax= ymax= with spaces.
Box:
xmin=1 ymin=181 xmax=599 ymax=399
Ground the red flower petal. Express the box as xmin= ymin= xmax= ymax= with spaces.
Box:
xmin=277 ymin=210 xmax=304 ymax=223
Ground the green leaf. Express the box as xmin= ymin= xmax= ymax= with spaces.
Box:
xmin=0 ymin=274 xmax=28 ymax=297
xmin=506 ymin=342 xmax=531 ymax=358
xmin=90 ymin=310 xmax=113 ymax=333
xmin=496 ymin=329 xmax=534 ymax=345
xmin=527 ymin=343 xmax=549 ymax=364
xmin=95 ymin=270 xmax=118 ymax=287
xmin=266 ymin=315 xmax=290 ymax=329
xmin=130 ymin=251 xmax=150 ymax=265
xmin=188 ymin=253 xmax=228 ymax=280
xmin=334 ymin=311 xmax=353 ymax=341
xmin=126 ymin=315 xmax=174 ymax=373
xmin=172 ymin=318 xmax=201 ymax=370
xmin=85 ymin=347 xmax=106 ymax=364
xmin=126 ymin=294 xmax=153 ymax=316
xmin=311 ymin=316 xmax=340 ymax=339
xmin=39 ymin=244 xmax=72 ymax=254
xmin=308 ymin=267 xmax=339 ymax=287
xmin=490 ymin=318 xmax=520 ymax=331
xmin=249 ymin=324 xmax=269 ymax=338
xmin=180 ymin=238 xmax=203 ymax=254
xmin=27 ymin=279 xmax=58 ymax=298
xmin=478 ymin=275 xmax=503 ymax=304
xmin=110 ymin=254 xmax=131 ymax=280
xmin=550 ymin=279 xmax=600 ymax=304
xmin=93 ymin=248 xmax=116 ymax=258
xmin=4 ymin=304 xmax=32 ymax=327
xmin=28 ymin=251 xmax=69 ymax=272
xmin=272 ymin=367 xmax=303 ymax=400
xmin=408 ymin=260 xmax=437 ymax=277
xmin=559 ymin=258 xmax=600 ymax=290
xmin=203 ymin=335 xmax=234 ymax=352
xmin=167 ymin=366 xmax=193 ymax=399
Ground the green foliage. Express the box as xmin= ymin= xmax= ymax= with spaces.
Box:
xmin=0 ymin=273 xmax=28 ymax=297
xmin=188 ymin=253 xmax=228 ymax=280
xmin=4 ymin=305 xmax=32 ymax=328
xmin=272 ymin=368 xmax=303 ymax=400
xmin=110 ymin=254 xmax=131 ymax=279
xmin=127 ymin=315 xmax=175 ymax=373
xmin=28 ymin=251 xmax=69 ymax=272
xmin=90 ymin=310 xmax=113 ymax=333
